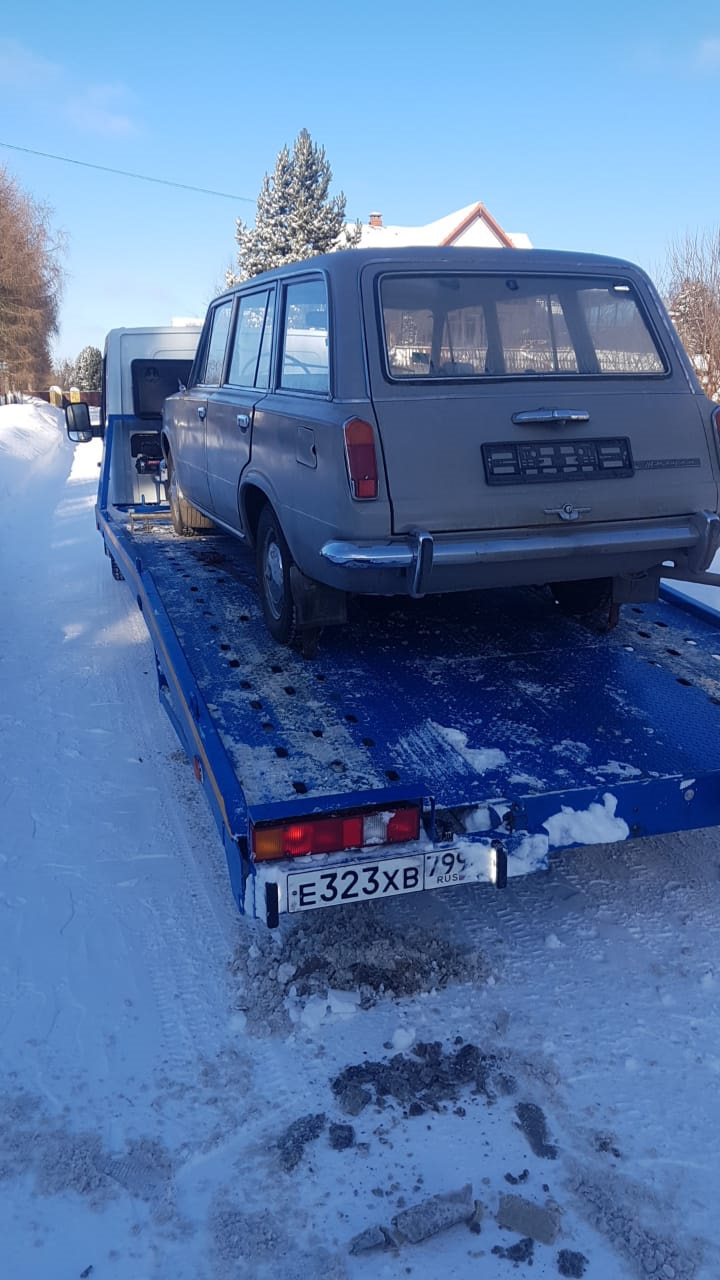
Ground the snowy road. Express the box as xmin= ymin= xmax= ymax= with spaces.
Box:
xmin=1 ymin=404 xmax=720 ymax=1280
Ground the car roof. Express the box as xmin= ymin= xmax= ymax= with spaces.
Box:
xmin=215 ymin=246 xmax=647 ymax=300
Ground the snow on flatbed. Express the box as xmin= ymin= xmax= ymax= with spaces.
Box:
xmin=1 ymin=402 xmax=720 ymax=1280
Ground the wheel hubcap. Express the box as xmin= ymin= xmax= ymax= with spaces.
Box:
xmin=264 ymin=539 xmax=285 ymax=618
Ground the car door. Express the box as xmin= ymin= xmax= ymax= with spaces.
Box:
xmin=175 ymin=299 xmax=233 ymax=512
xmin=205 ymin=288 xmax=275 ymax=531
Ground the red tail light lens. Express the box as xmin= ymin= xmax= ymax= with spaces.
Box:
xmin=343 ymin=418 xmax=378 ymax=500
xmin=387 ymin=807 xmax=421 ymax=842
xmin=252 ymin=803 xmax=420 ymax=860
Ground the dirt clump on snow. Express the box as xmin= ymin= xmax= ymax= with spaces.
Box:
xmin=496 ymin=1191 xmax=560 ymax=1244
xmin=332 ymin=1039 xmax=516 ymax=1116
xmin=557 ymin=1250 xmax=589 ymax=1278
xmin=350 ymin=1184 xmax=475 ymax=1254
xmin=492 ymin=1235 xmax=535 ymax=1264
xmin=515 ymin=1101 xmax=558 ymax=1159
xmin=276 ymin=1112 xmax=326 ymax=1172
xmin=230 ymin=903 xmax=491 ymax=1035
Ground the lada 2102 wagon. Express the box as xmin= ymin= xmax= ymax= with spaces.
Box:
xmin=161 ymin=247 xmax=720 ymax=644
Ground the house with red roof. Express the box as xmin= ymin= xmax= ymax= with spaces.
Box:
xmin=355 ymin=202 xmax=532 ymax=249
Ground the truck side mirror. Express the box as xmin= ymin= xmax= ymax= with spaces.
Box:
xmin=66 ymin=401 xmax=93 ymax=443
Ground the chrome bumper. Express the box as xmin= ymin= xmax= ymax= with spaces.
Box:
xmin=321 ymin=512 xmax=720 ymax=598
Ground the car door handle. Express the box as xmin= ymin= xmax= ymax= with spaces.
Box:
xmin=237 ymin=413 xmax=251 ymax=432
xmin=511 ymin=408 xmax=590 ymax=425
xmin=197 ymin=406 xmax=206 ymax=421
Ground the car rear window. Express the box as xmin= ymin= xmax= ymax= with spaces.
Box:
xmin=379 ymin=274 xmax=666 ymax=380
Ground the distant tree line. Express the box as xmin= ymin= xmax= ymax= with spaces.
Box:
xmin=0 ymin=167 xmax=64 ymax=394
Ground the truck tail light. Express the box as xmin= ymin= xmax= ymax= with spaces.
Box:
xmin=343 ymin=418 xmax=378 ymax=500
xmin=252 ymin=802 xmax=421 ymax=860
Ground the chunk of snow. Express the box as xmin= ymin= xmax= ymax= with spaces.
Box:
xmin=294 ymin=989 xmax=361 ymax=1030
xmin=510 ymin=833 xmax=550 ymax=870
xmin=432 ymin=723 xmax=507 ymax=773
xmin=543 ymin=793 xmax=629 ymax=848
xmin=464 ymin=806 xmax=492 ymax=833
xmin=391 ymin=1026 xmax=416 ymax=1052
xmin=594 ymin=760 xmax=642 ymax=779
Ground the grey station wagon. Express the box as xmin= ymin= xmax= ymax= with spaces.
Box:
xmin=162 ymin=247 xmax=720 ymax=645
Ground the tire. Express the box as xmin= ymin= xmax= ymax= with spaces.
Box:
xmin=550 ymin=577 xmax=613 ymax=616
xmin=110 ymin=555 xmax=124 ymax=581
xmin=256 ymin=505 xmax=298 ymax=645
xmin=167 ymin=454 xmax=214 ymax=536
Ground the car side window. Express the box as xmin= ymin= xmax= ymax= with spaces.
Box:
xmin=227 ymin=290 xmax=274 ymax=389
xmin=255 ymin=291 xmax=276 ymax=389
xmin=280 ymin=279 xmax=329 ymax=394
xmin=202 ymin=301 xmax=233 ymax=385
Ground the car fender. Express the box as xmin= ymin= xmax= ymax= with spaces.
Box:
xmin=238 ymin=469 xmax=284 ymax=549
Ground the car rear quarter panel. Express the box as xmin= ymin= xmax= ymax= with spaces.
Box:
xmin=242 ymin=394 xmax=392 ymax=579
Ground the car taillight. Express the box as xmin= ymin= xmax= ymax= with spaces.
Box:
xmin=343 ymin=418 xmax=378 ymax=500
xmin=252 ymin=803 xmax=421 ymax=860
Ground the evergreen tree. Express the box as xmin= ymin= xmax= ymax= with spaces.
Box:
xmin=72 ymin=345 xmax=103 ymax=391
xmin=229 ymin=129 xmax=361 ymax=283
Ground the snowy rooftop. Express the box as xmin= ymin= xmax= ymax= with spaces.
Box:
xmin=353 ymin=201 xmax=532 ymax=250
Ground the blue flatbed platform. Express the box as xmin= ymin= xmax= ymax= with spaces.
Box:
xmin=99 ymin=500 xmax=720 ymax=925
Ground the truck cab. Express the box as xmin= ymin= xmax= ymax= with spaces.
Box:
xmin=68 ymin=324 xmax=202 ymax=507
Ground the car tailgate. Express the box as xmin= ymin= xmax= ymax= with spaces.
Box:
xmin=369 ymin=384 xmax=717 ymax=534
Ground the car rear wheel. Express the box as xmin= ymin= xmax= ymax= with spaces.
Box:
xmin=167 ymin=453 xmax=214 ymax=536
xmin=551 ymin=577 xmax=613 ymax=616
xmin=256 ymin=505 xmax=298 ymax=645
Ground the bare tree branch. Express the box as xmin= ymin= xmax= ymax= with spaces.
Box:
xmin=659 ymin=229 xmax=720 ymax=401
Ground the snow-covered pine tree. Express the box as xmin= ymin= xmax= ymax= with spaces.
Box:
xmin=72 ymin=345 xmax=102 ymax=391
xmin=228 ymin=130 xmax=361 ymax=283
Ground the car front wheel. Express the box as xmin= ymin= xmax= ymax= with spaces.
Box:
xmin=256 ymin=505 xmax=298 ymax=645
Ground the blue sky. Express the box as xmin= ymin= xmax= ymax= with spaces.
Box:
xmin=2 ymin=0 xmax=719 ymax=360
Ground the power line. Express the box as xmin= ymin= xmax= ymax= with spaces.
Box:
xmin=0 ymin=140 xmax=254 ymax=202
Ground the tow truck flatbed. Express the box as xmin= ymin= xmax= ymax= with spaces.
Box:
xmin=100 ymin=494 xmax=720 ymax=926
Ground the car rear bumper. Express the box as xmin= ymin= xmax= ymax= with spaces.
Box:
xmin=320 ymin=512 xmax=720 ymax=596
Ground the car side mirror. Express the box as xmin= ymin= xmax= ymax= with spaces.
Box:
xmin=65 ymin=401 xmax=93 ymax=443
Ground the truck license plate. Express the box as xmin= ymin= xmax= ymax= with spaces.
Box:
xmin=287 ymin=855 xmax=424 ymax=913
xmin=287 ymin=848 xmax=486 ymax=913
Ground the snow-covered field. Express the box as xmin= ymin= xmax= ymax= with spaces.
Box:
xmin=2 ymin=402 xmax=720 ymax=1280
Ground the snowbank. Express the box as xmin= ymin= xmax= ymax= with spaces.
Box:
xmin=0 ymin=400 xmax=72 ymax=514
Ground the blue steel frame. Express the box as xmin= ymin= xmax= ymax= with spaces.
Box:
xmin=91 ymin=417 xmax=720 ymax=921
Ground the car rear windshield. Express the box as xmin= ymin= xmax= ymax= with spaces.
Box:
xmin=379 ymin=273 xmax=667 ymax=380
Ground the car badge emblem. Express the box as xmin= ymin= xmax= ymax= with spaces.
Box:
xmin=544 ymin=503 xmax=591 ymax=522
